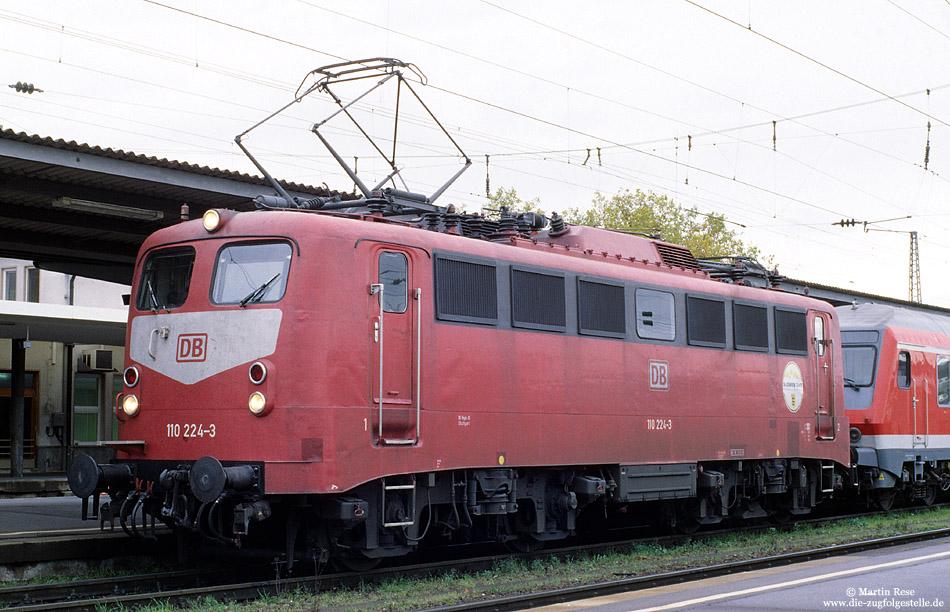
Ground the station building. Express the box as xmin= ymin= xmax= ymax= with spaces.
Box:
xmin=0 ymin=257 xmax=127 ymax=473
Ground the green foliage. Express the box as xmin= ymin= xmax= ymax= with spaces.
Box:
xmin=487 ymin=187 xmax=544 ymax=215
xmin=488 ymin=186 xmax=762 ymax=260
xmin=564 ymin=189 xmax=761 ymax=259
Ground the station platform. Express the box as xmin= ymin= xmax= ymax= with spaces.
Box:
xmin=0 ymin=474 xmax=70 ymax=498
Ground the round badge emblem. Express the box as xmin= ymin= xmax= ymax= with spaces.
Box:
xmin=782 ymin=362 xmax=804 ymax=412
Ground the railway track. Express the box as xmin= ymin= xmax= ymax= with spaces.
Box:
xmin=2 ymin=504 xmax=947 ymax=612
xmin=421 ymin=528 xmax=950 ymax=612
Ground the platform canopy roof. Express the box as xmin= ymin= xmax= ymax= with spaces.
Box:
xmin=0 ymin=129 xmax=348 ymax=285
xmin=0 ymin=300 xmax=126 ymax=346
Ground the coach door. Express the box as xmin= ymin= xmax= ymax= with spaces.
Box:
xmin=811 ymin=311 xmax=836 ymax=440
xmin=370 ymin=248 xmax=421 ymax=445
xmin=912 ymin=351 xmax=929 ymax=448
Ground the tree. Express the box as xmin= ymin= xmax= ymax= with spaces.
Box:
xmin=563 ymin=189 xmax=761 ymax=259
xmin=488 ymin=187 xmax=761 ymax=260
xmin=486 ymin=187 xmax=544 ymax=216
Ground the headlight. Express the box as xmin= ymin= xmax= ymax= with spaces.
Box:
xmin=202 ymin=209 xmax=221 ymax=232
xmin=248 ymin=391 xmax=267 ymax=415
xmin=122 ymin=394 xmax=140 ymax=417
xmin=123 ymin=366 xmax=139 ymax=387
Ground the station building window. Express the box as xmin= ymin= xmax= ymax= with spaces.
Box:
xmin=2 ymin=268 xmax=14 ymax=300
xmin=636 ymin=288 xmax=675 ymax=341
xmin=73 ymin=373 xmax=101 ymax=444
xmin=26 ymin=267 xmax=39 ymax=303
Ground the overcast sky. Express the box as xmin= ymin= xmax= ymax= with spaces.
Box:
xmin=2 ymin=1 xmax=949 ymax=304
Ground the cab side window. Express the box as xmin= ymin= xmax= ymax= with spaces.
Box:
xmin=379 ymin=252 xmax=408 ymax=314
xmin=897 ymin=351 xmax=911 ymax=389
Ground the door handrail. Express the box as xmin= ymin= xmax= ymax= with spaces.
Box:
xmin=370 ymin=283 xmax=384 ymax=440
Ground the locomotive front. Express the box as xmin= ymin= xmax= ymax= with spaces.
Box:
xmin=68 ymin=209 xmax=317 ymax=546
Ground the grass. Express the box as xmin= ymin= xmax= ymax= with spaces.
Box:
xmin=43 ymin=506 xmax=950 ymax=611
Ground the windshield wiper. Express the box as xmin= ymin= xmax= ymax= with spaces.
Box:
xmin=239 ymin=273 xmax=280 ymax=307
xmin=146 ymin=279 xmax=161 ymax=311
xmin=843 ymin=377 xmax=860 ymax=389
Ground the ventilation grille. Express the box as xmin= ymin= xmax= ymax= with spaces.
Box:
xmin=578 ymin=280 xmax=625 ymax=335
xmin=654 ymin=242 xmax=701 ymax=270
xmin=511 ymin=269 xmax=566 ymax=330
xmin=435 ymin=257 xmax=498 ymax=323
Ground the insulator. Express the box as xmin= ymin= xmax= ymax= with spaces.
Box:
xmin=498 ymin=210 xmax=517 ymax=233
xmin=423 ymin=212 xmax=441 ymax=230
xmin=366 ymin=197 xmax=386 ymax=214
xmin=443 ymin=211 xmax=461 ymax=233
xmin=461 ymin=216 xmax=483 ymax=238
xmin=516 ymin=214 xmax=532 ymax=234
xmin=549 ymin=212 xmax=568 ymax=237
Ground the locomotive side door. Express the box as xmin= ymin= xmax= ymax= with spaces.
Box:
xmin=369 ymin=248 xmax=421 ymax=445
xmin=811 ymin=311 xmax=835 ymax=440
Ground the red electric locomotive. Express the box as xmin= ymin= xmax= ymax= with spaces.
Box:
xmin=67 ymin=59 xmax=852 ymax=569
xmin=839 ymin=303 xmax=950 ymax=509
xmin=67 ymin=203 xmax=851 ymax=566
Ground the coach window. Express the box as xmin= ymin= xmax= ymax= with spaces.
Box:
xmin=136 ymin=247 xmax=195 ymax=310
xmin=378 ymin=252 xmax=408 ymax=313
xmin=936 ymin=356 xmax=950 ymax=406
xmin=211 ymin=241 xmax=292 ymax=305
xmin=636 ymin=288 xmax=675 ymax=341
xmin=897 ymin=351 xmax=911 ymax=389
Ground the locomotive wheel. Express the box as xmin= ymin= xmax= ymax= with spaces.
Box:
xmin=921 ymin=485 xmax=937 ymax=506
xmin=768 ymin=509 xmax=792 ymax=525
xmin=335 ymin=552 xmax=381 ymax=572
xmin=502 ymin=504 xmax=545 ymax=553
xmin=504 ymin=536 xmax=544 ymax=553
xmin=872 ymin=488 xmax=898 ymax=511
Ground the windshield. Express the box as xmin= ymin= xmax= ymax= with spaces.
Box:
xmin=211 ymin=241 xmax=292 ymax=305
xmin=842 ymin=345 xmax=877 ymax=387
xmin=135 ymin=247 xmax=195 ymax=311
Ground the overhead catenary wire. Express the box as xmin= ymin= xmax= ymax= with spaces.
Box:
xmin=683 ymin=0 xmax=950 ymax=129
xmin=3 ymin=2 xmax=948 ymax=296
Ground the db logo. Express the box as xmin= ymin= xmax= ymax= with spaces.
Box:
xmin=176 ymin=333 xmax=208 ymax=362
xmin=649 ymin=360 xmax=669 ymax=390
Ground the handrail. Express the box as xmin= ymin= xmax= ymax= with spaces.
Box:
xmin=370 ymin=283 xmax=384 ymax=439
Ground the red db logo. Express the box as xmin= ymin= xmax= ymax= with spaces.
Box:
xmin=176 ymin=334 xmax=208 ymax=362
xmin=649 ymin=360 xmax=669 ymax=390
